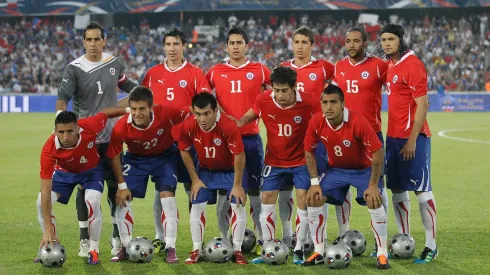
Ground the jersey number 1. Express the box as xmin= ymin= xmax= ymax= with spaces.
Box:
xmin=96 ymin=81 xmax=103 ymax=94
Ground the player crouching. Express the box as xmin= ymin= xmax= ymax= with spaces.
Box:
xmin=179 ymin=93 xmax=248 ymax=265
xmin=301 ymin=84 xmax=390 ymax=269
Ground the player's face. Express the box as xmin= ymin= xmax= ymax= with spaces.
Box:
xmin=83 ymin=29 xmax=106 ymax=58
xmin=293 ymin=34 xmax=312 ymax=60
xmin=345 ymin=31 xmax=366 ymax=59
xmin=272 ymin=82 xmax=295 ymax=107
xmin=227 ymin=34 xmax=248 ymax=61
xmin=381 ymin=33 xmax=400 ymax=56
xmin=193 ymin=104 xmax=217 ymax=131
xmin=129 ymin=100 xmax=152 ymax=128
xmin=164 ymin=36 xmax=185 ymax=63
xmin=321 ymin=93 xmax=344 ymax=121
xmin=55 ymin=123 xmax=80 ymax=148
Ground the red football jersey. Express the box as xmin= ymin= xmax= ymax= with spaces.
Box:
xmin=386 ymin=51 xmax=431 ymax=138
xmin=107 ymin=105 xmax=188 ymax=158
xmin=252 ymin=90 xmax=315 ymax=167
xmin=281 ymin=57 xmax=334 ymax=113
xmin=333 ymin=54 xmax=388 ymax=133
xmin=179 ymin=111 xmax=244 ymax=170
xmin=304 ymin=108 xmax=382 ymax=169
xmin=40 ymin=113 xmax=108 ymax=179
xmin=206 ymin=60 xmax=271 ymax=136
xmin=141 ymin=60 xmax=210 ymax=141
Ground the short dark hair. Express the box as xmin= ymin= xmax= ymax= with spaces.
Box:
xmin=293 ymin=26 xmax=315 ymax=44
xmin=163 ymin=27 xmax=187 ymax=45
xmin=322 ymin=84 xmax=344 ymax=102
xmin=83 ymin=21 xmax=105 ymax=40
xmin=129 ymin=86 xmax=153 ymax=107
xmin=226 ymin=26 xmax=249 ymax=44
xmin=347 ymin=27 xmax=368 ymax=42
xmin=192 ymin=93 xmax=218 ymax=110
xmin=270 ymin=66 xmax=297 ymax=89
xmin=55 ymin=111 xmax=77 ymax=127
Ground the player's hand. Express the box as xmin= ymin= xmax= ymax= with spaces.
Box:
xmin=191 ymin=179 xmax=207 ymax=201
xmin=229 ymin=185 xmax=247 ymax=206
xmin=40 ymin=230 xmax=60 ymax=249
xmin=363 ymin=185 xmax=382 ymax=209
xmin=116 ymin=188 xmax=132 ymax=208
xmin=306 ymin=185 xmax=322 ymax=206
xmin=400 ymin=139 xmax=416 ymax=161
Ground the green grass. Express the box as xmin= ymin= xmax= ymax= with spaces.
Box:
xmin=0 ymin=112 xmax=489 ymax=274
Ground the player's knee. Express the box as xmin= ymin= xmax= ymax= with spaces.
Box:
xmin=85 ymin=190 xmax=102 ymax=211
xmin=247 ymin=188 xmax=260 ymax=196
xmin=159 ymin=191 xmax=175 ymax=198
xmin=183 ymin=182 xmax=192 ymax=192
xmin=295 ymin=190 xmax=307 ymax=210
xmin=261 ymin=191 xmax=278 ymax=204
xmin=218 ymin=189 xmax=228 ymax=196
xmin=279 ymin=184 xmax=294 ymax=191
xmin=390 ymin=188 xmax=405 ymax=194
xmin=308 ymin=197 xmax=324 ymax=208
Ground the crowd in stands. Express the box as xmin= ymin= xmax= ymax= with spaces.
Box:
xmin=1 ymin=12 xmax=489 ymax=94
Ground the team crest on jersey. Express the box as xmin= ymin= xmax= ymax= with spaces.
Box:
xmin=393 ymin=75 xmax=398 ymax=83
xmin=157 ymin=129 xmax=164 ymax=135
xmin=361 ymin=71 xmax=369 ymax=79
xmin=87 ymin=142 xmax=94 ymax=149
xmin=293 ymin=115 xmax=302 ymax=124
xmin=214 ymin=138 xmax=222 ymax=146
xmin=179 ymin=80 xmax=187 ymax=87
xmin=246 ymin=72 xmax=254 ymax=80
xmin=109 ymin=67 xmax=116 ymax=76
xmin=343 ymin=140 xmax=351 ymax=147
xmin=309 ymin=73 xmax=317 ymax=81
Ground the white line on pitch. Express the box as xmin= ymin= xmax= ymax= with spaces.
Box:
xmin=437 ymin=128 xmax=490 ymax=144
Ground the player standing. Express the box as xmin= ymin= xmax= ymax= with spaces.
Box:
xmin=140 ymin=27 xmax=210 ymax=253
xmin=107 ymin=87 xmax=189 ymax=263
xmin=301 ymin=85 xmax=389 ymax=269
xmin=332 ymin=27 xmax=390 ymax=254
xmin=206 ymin=26 xmax=270 ymax=254
xmin=37 ymin=107 xmax=128 ymax=265
xmin=179 ymin=93 xmax=248 ymax=265
xmin=380 ymin=24 xmax=437 ymax=264
xmin=55 ymin=21 xmax=137 ymax=257
xmin=235 ymin=66 xmax=315 ymax=264
xmin=281 ymin=26 xmax=338 ymax=243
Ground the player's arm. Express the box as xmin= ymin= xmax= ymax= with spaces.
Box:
xmin=236 ymin=108 xmax=258 ymax=127
xmin=322 ymin=60 xmax=335 ymax=83
xmin=178 ymin=122 xmax=206 ymax=201
xmin=303 ymin=116 xmax=323 ymax=205
xmin=225 ymin=123 xmax=247 ymax=205
xmin=56 ymin=65 xmax=77 ymax=114
xmin=99 ymin=107 xmax=130 ymax=118
xmin=260 ymin=65 xmax=271 ymax=91
xmin=117 ymin=60 xmax=138 ymax=93
xmin=39 ymin=147 xmax=60 ymax=247
xmin=116 ymin=96 xmax=129 ymax=108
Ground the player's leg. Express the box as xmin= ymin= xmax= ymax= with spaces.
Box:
xmin=228 ymin=186 xmax=248 ymax=265
xmin=152 ymin=189 xmax=165 ymax=252
xmin=278 ymin=176 xmax=294 ymax=244
xmin=291 ymin=165 xmax=310 ymax=265
xmin=335 ymin=188 xmax=351 ymax=237
xmin=75 ymin=187 xmax=90 ymax=257
xmin=216 ymin=189 xmax=232 ymax=239
xmin=314 ymin=141 xmax=330 ymax=242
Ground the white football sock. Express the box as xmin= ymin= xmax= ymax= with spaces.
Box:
xmin=216 ymin=193 xmax=231 ymax=239
xmin=307 ymin=206 xmax=326 ymax=256
xmin=190 ymin=202 xmax=207 ymax=251
xmin=392 ymin=191 xmax=411 ymax=234
xmin=381 ymin=188 xmax=389 ymax=220
xmin=294 ymin=208 xmax=308 ymax=251
xmin=85 ymin=189 xmax=102 ymax=252
xmin=369 ymin=206 xmax=388 ymax=257
xmin=161 ymin=197 xmax=178 ymax=248
xmin=335 ymin=189 xmax=351 ymax=237
xmin=153 ymin=190 xmax=164 ymax=240
xmin=259 ymin=204 xmax=276 ymax=242
xmin=278 ymin=190 xmax=294 ymax=239
xmin=231 ymin=203 xmax=247 ymax=251
xmin=115 ymin=201 xmax=133 ymax=247
xmin=36 ymin=192 xmax=58 ymax=234
xmin=417 ymin=191 xmax=437 ymax=250
xmin=322 ymin=203 xmax=329 ymax=241
xmin=249 ymin=195 xmax=262 ymax=240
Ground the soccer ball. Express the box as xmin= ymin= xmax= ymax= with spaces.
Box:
xmin=389 ymin=233 xmax=416 ymax=259
xmin=337 ymin=230 xmax=367 ymax=256
xmin=285 ymin=232 xmax=314 ymax=256
xmin=38 ymin=242 xmax=67 ymax=268
xmin=261 ymin=239 xmax=289 ymax=265
xmin=127 ymin=237 xmax=154 ymax=263
xmin=203 ymin=237 xmax=233 ymax=263
xmin=230 ymin=228 xmax=256 ymax=253
xmin=325 ymin=241 xmax=352 ymax=269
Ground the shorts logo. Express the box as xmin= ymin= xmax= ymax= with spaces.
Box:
xmin=246 ymin=72 xmax=254 ymax=80
xmin=343 ymin=140 xmax=351 ymax=147
xmin=293 ymin=115 xmax=302 ymax=124
xmin=393 ymin=75 xmax=398 ymax=83
xmin=214 ymin=138 xmax=222 ymax=146
xmin=157 ymin=129 xmax=164 ymax=135
xmin=179 ymin=80 xmax=187 ymax=88
xmin=361 ymin=71 xmax=369 ymax=79
xmin=87 ymin=142 xmax=94 ymax=149
xmin=109 ymin=67 xmax=115 ymax=75
xmin=309 ymin=73 xmax=317 ymax=81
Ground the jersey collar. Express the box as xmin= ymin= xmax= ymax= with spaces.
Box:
xmin=289 ymin=56 xmax=317 ymax=69
xmin=198 ymin=110 xmax=221 ymax=133
xmin=270 ymin=90 xmax=303 ymax=110
xmin=348 ymin=53 xmax=371 ymax=66
xmin=54 ymin=128 xmax=84 ymax=150
xmin=325 ymin=108 xmax=349 ymax=131
xmin=127 ymin=112 xmax=155 ymax=131
xmin=223 ymin=57 xmax=250 ymax=69
xmin=163 ymin=58 xmax=187 ymax=72
xmin=392 ymin=51 xmax=414 ymax=67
